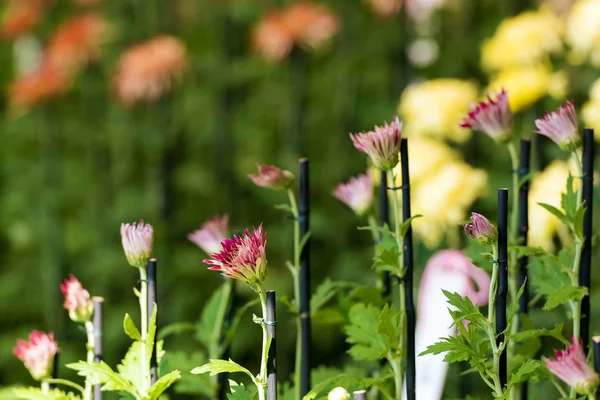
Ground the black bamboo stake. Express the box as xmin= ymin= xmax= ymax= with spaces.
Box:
xmin=353 ymin=390 xmax=367 ymax=400
xmin=593 ymin=336 xmax=600 ymax=377
xmin=400 ymin=139 xmax=416 ymax=400
xmin=92 ymin=296 xmax=104 ymax=400
xmin=147 ymin=258 xmax=158 ymax=384
xmin=299 ymin=158 xmax=311 ymax=396
xmin=380 ymin=170 xmax=391 ymax=299
xmin=266 ymin=290 xmax=277 ymax=400
xmin=497 ymin=188 xmax=509 ymax=388
xmin=580 ymin=128 xmax=595 ymax=355
xmin=518 ymin=139 xmax=531 ymax=400
xmin=49 ymin=352 xmax=59 ymax=390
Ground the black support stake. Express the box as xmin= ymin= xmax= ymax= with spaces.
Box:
xmin=147 ymin=258 xmax=158 ymax=384
xmin=497 ymin=188 xmax=509 ymax=388
xmin=266 ymin=290 xmax=277 ymax=400
xmin=299 ymin=158 xmax=311 ymax=396
xmin=353 ymin=390 xmax=367 ymax=400
xmin=380 ymin=170 xmax=391 ymax=299
xmin=93 ymin=296 xmax=104 ymax=400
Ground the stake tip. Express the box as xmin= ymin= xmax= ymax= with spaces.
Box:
xmin=299 ymin=157 xmax=309 ymax=163
xmin=593 ymin=336 xmax=600 ymax=343
xmin=92 ymin=296 xmax=105 ymax=303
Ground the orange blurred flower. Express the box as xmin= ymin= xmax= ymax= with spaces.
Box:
xmin=8 ymin=63 xmax=68 ymax=110
xmin=71 ymin=0 xmax=101 ymax=6
xmin=252 ymin=12 xmax=294 ymax=62
xmin=281 ymin=2 xmax=339 ymax=50
xmin=1 ymin=0 xmax=46 ymax=39
xmin=46 ymin=13 xmax=109 ymax=74
xmin=113 ymin=35 xmax=187 ymax=106
xmin=368 ymin=0 xmax=402 ymax=17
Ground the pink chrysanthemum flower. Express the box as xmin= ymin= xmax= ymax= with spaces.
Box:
xmin=204 ymin=225 xmax=268 ymax=288
xmin=248 ymin=164 xmax=295 ymax=191
xmin=188 ymin=214 xmax=229 ymax=255
xmin=120 ymin=219 xmax=154 ymax=268
xmin=332 ymin=172 xmax=373 ymax=217
xmin=350 ymin=117 xmax=402 ymax=170
xmin=13 ymin=331 xmax=58 ymax=381
xmin=543 ymin=337 xmax=600 ymax=395
xmin=460 ymin=89 xmax=513 ymax=143
xmin=535 ymin=100 xmax=581 ymax=151
xmin=60 ymin=274 xmax=94 ymax=323
xmin=463 ymin=212 xmax=498 ymax=245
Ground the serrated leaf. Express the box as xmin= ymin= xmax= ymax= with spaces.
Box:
xmin=345 ymin=303 xmax=398 ymax=361
xmin=573 ymin=203 xmax=586 ymax=240
xmin=508 ymin=245 xmax=548 ymax=258
xmin=372 ymin=228 xmax=400 ymax=276
xmin=511 ymin=323 xmax=566 ymax=345
xmin=157 ymin=322 xmax=196 ymax=340
xmin=561 ymin=174 xmax=578 ymax=221
xmin=147 ymin=370 xmax=181 ymax=400
xmin=117 ymin=341 xmax=144 ymax=393
xmin=400 ymin=214 xmax=422 ymax=238
xmin=537 ymin=202 xmax=568 ymax=223
xmin=123 ymin=314 xmax=141 ymax=341
xmin=227 ymin=382 xmax=254 ymax=400
xmin=507 ymin=359 xmax=541 ymax=387
xmin=162 ymin=351 xmax=212 ymax=396
xmin=529 ymin=256 xmax=571 ymax=297
xmin=310 ymin=278 xmax=337 ymax=314
xmin=66 ymin=361 xmax=137 ymax=394
xmin=543 ymin=287 xmax=588 ymax=310
xmin=442 ymin=290 xmax=489 ymax=332
xmin=190 ymin=359 xmax=254 ymax=380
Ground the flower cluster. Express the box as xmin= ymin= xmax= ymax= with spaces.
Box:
xmin=188 ymin=214 xmax=229 ymax=255
xmin=13 ymin=331 xmax=58 ymax=381
xmin=60 ymin=274 xmax=94 ymax=323
xmin=204 ymin=226 xmax=268 ymax=287
xmin=121 ymin=220 xmax=154 ymax=268
xmin=350 ymin=117 xmax=402 ymax=170
xmin=333 ymin=172 xmax=373 ymax=217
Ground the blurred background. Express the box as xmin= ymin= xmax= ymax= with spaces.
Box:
xmin=1 ymin=0 xmax=600 ymax=398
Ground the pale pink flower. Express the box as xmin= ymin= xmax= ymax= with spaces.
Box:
xmin=412 ymin=250 xmax=490 ymax=398
xmin=460 ymin=89 xmax=513 ymax=143
xmin=120 ymin=219 xmax=153 ymax=267
xmin=332 ymin=172 xmax=373 ymax=216
xmin=463 ymin=212 xmax=498 ymax=245
xmin=204 ymin=225 xmax=267 ymax=287
xmin=350 ymin=117 xmax=402 ymax=170
xmin=535 ymin=100 xmax=581 ymax=151
xmin=252 ymin=12 xmax=294 ymax=62
xmin=543 ymin=337 xmax=600 ymax=395
xmin=248 ymin=164 xmax=295 ymax=191
xmin=60 ymin=274 xmax=94 ymax=323
xmin=13 ymin=331 xmax=58 ymax=381
xmin=188 ymin=214 xmax=229 ymax=255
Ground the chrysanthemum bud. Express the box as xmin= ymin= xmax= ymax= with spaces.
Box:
xmin=248 ymin=164 xmax=295 ymax=191
xmin=60 ymin=274 xmax=94 ymax=323
xmin=204 ymin=225 xmax=268 ymax=288
xmin=327 ymin=387 xmax=350 ymax=400
xmin=463 ymin=212 xmax=498 ymax=245
xmin=544 ymin=337 xmax=600 ymax=396
xmin=13 ymin=331 xmax=59 ymax=381
xmin=120 ymin=219 xmax=153 ymax=267
xmin=332 ymin=172 xmax=373 ymax=217
xmin=350 ymin=117 xmax=402 ymax=170
xmin=535 ymin=100 xmax=581 ymax=152
xmin=188 ymin=214 xmax=229 ymax=255
xmin=460 ymin=89 xmax=513 ymax=143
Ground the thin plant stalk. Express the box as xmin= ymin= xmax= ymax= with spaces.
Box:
xmin=571 ymin=151 xmax=584 ymax=342
xmin=46 ymin=379 xmax=85 ymax=395
xmin=367 ymin=215 xmax=379 ymax=245
xmin=255 ymin=285 xmax=269 ymax=400
xmin=138 ymin=267 xmax=150 ymax=392
xmin=487 ymin=244 xmax=504 ymax=396
xmin=41 ymin=380 xmax=50 ymax=395
xmin=506 ymin=142 xmax=520 ymax=344
xmin=84 ymin=321 xmax=95 ymax=400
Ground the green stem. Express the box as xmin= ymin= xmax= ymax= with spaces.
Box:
xmin=84 ymin=321 xmax=95 ymax=400
xmin=572 ymin=151 xmax=584 ymax=343
xmin=388 ymin=355 xmax=403 ymax=400
xmin=367 ymin=214 xmax=379 ymax=244
xmin=487 ymin=244 xmax=504 ymax=397
xmin=46 ymin=379 xmax=85 ymax=395
xmin=41 ymin=381 xmax=50 ymax=395
xmin=138 ymin=267 xmax=150 ymax=393
xmin=288 ymin=189 xmax=302 ymax=400
xmin=389 ymin=171 xmax=405 ymax=399
xmin=550 ymin=378 xmax=568 ymax=398
xmin=256 ymin=285 xmax=268 ymax=400
xmin=506 ymin=143 xmax=520 ymax=329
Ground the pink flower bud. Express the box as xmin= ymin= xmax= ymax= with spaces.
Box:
xmin=535 ymin=100 xmax=581 ymax=151
xmin=120 ymin=219 xmax=153 ymax=268
xmin=13 ymin=331 xmax=58 ymax=381
xmin=543 ymin=337 xmax=600 ymax=395
xmin=248 ymin=164 xmax=295 ymax=191
xmin=60 ymin=274 xmax=94 ymax=323
xmin=463 ymin=212 xmax=498 ymax=245
xmin=204 ymin=225 xmax=268 ymax=288
xmin=188 ymin=214 xmax=229 ymax=255
xmin=332 ymin=172 xmax=373 ymax=216
xmin=350 ymin=117 xmax=402 ymax=170
xmin=460 ymin=89 xmax=513 ymax=143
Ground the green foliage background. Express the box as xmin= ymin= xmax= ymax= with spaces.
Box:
xmin=1 ymin=0 xmax=599 ymax=398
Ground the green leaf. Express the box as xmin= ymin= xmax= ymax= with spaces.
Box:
xmin=372 ymin=227 xmax=400 ymax=276
xmin=399 ymin=215 xmax=422 ymax=238
xmin=274 ymin=203 xmax=293 ymax=213
xmin=442 ymin=290 xmax=489 ymax=332
xmin=196 ymin=284 xmax=233 ymax=351
xmin=123 ymin=314 xmax=141 ymax=341
xmin=157 ymin=322 xmax=196 ymax=340
xmin=162 ymin=351 xmax=212 ymax=396
xmin=529 ymin=256 xmax=571 ymax=297
xmin=561 ymin=174 xmax=578 ymax=221
xmin=573 ymin=203 xmax=586 ymax=240
xmin=116 ymin=341 xmax=144 ymax=393
xmin=543 ymin=287 xmax=588 ymax=310
xmin=511 ymin=322 xmax=567 ymax=346
xmin=345 ymin=303 xmax=399 ymax=361
xmin=508 ymin=245 xmax=548 ymax=258
xmin=310 ymin=279 xmax=337 ymax=314
xmin=227 ymin=381 xmax=254 ymax=400
xmin=190 ymin=359 xmax=254 ymax=380
xmin=507 ymin=359 xmax=541 ymax=387
xmin=13 ymin=388 xmax=82 ymax=400
xmin=299 ymin=231 xmax=311 ymax=255
xmin=147 ymin=370 xmax=181 ymax=400
xmin=66 ymin=361 xmax=137 ymax=395
xmin=537 ymin=203 xmax=568 ymax=224
xmin=420 ymin=335 xmax=488 ymax=365
xmin=302 ymin=373 xmax=392 ymax=400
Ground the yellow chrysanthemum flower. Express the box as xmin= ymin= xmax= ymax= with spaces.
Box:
xmin=374 ymin=137 xmax=488 ymax=248
xmin=487 ymin=65 xmax=552 ymax=112
xmin=482 ymin=9 xmax=563 ymax=72
xmin=398 ymin=79 xmax=479 ymax=143
xmin=529 ymin=160 xmax=575 ymax=251
xmin=566 ymin=0 xmax=600 ymax=66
